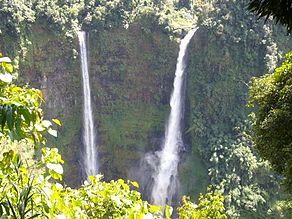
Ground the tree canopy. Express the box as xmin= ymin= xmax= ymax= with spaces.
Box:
xmin=249 ymin=51 xmax=292 ymax=192
xmin=177 ymin=189 xmax=227 ymax=219
xmin=0 ymin=54 xmax=56 ymax=143
xmin=248 ymin=0 xmax=292 ymax=32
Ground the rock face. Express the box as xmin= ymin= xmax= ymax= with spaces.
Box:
xmin=3 ymin=16 xmax=291 ymax=202
xmin=88 ymin=25 xmax=179 ymax=183
xmin=18 ymin=23 xmax=183 ymax=188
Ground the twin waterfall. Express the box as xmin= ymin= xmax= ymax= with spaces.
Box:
xmin=77 ymin=29 xmax=196 ymax=204
xmin=151 ymin=29 xmax=197 ymax=205
xmin=78 ymin=31 xmax=98 ymax=177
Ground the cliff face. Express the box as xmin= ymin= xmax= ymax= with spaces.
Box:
xmin=88 ymin=25 xmax=179 ymax=181
xmin=19 ymin=25 xmax=84 ymax=184
xmin=2 ymin=12 xmax=291 ymax=203
xmin=17 ymin=23 xmax=184 ymax=188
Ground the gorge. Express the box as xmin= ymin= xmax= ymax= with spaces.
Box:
xmin=0 ymin=0 xmax=291 ymax=218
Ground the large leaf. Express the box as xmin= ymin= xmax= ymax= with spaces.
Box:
xmin=19 ymin=108 xmax=32 ymax=125
xmin=35 ymin=124 xmax=45 ymax=132
xmin=165 ymin=205 xmax=172 ymax=219
xmin=1 ymin=106 xmax=7 ymax=130
xmin=52 ymin=118 xmax=62 ymax=126
xmin=0 ymin=73 xmax=12 ymax=83
xmin=46 ymin=163 xmax=63 ymax=175
xmin=130 ymin=181 xmax=139 ymax=188
xmin=3 ymin=63 xmax=13 ymax=73
xmin=0 ymin=57 xmax=12 ymax=63
xmin=48 ymin=128 xmax=57 ymax=137
xmin=42 ymin=120 xmax=52 ymax=128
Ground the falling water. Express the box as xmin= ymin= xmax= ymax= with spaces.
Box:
xmin=78 ymin=31 xmax=98 ymax=177
xmin=151 ymin=29 xmax=197 ymax=206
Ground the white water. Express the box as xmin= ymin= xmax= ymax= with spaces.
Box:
xmin=78 ymin=31 xmax=98 ymax=177
xmin=151 ymin=29 xmax=197 ymax=205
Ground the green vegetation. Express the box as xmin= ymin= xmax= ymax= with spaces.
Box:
xmin=178 ymin=189 xmax=227 ymax=219
xmin=1 ymin=0 xmax=292 ymax=218
xmin=184 ymin=1 xmax=291 ymax=217
xmin=0 ymin=146 xmax=228 ymax=218
xmin=0 ymin=55 xmax=231 ymax=218
xmin=248 ymin=0 xmax=292 ymax=32
xmin=0 ymin=147 xmax=165 ymax=218
xmin=0 ymin=0 xmax=196 ymax=42
xmin=208 ymin=122 xmax=292 ymax=218
xmin=249 ymin=51 xmax=292 ymax=193
xmin=0 ymin=54 xmax=58 ymax=144
xmin=0 ymin=55 xmax=163 ymax=218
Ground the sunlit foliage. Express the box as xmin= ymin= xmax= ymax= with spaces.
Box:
xmin=249 ymin=51 xmax=292 ymax=193
xmin=177 ymin=189 xmax=227 ymax=219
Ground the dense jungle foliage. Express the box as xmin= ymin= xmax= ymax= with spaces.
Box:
xmin=249 ymin=51 xmax=292 ymax=193
xmin=0 ymin=0 xmax=291 ymax=218
xmin=0 ymin=55 xmax=227 ymax=218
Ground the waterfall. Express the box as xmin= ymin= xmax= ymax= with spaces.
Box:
xmin=151 ymin=29 xmax=197 ymax=206
xmin=78 ymin=31 xmax=98 ymax=177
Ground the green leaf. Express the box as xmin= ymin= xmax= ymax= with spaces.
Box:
xmin=3 ymin=63 xmax=13 ymax=73
xmin=46 ymin=163 xmax=63 ymax=175
xmin=131 ymin=181 xmax=139 ymax=188
xmin=27 ymin=214 xmax=42 ymax=219
xmin=48 ymin=128 xmax=57 ymax=137
xmin=128 ymin=210 xmax=135 ymax=219
xmin=42 ymin=120 xmax=52 ymax=128
xmin=6 ymin=106 xmax=13 ymax=130
xmin=20 ymin=108 xmax=32 ymax=125
xmin=88 ymin=175 xmax=96 ymax=182
xmin=52 ymin=118 xmax=62 ymax=126
xmin=149 ymin=205 xmax=161 ymax=214
xmin=35 ymin=124 xmax=45 ymax=132
xmin=6 ymin=197 xmax=17 ymax=218
xmin=0 ymin=73 xmax=12 ymax=83
xmin=1 ymin=106 xmax=7 ymax=130
xmin=0 ymin=57 xmax=12 ymax=63
xmin=165 ymin=205 xmax=172 ymax=219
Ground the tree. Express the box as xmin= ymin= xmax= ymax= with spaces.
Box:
xmin=177 ymin=188 xmax=227 ymax=219
xmin=248 ymin=0 xmax=292 ymax=32
xmin=248 ymin=51 xmax=292 ymax=192
xmin=0 ymin=0 xmax=35 ymax=37
xmin=0 ymin=54 xmax=58 ymax=143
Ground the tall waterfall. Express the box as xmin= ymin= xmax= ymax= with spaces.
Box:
xmin=151 ymin=29 xmax=197 ymax=205
xmin=78 ymin=31 xmax=98 ymax=177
